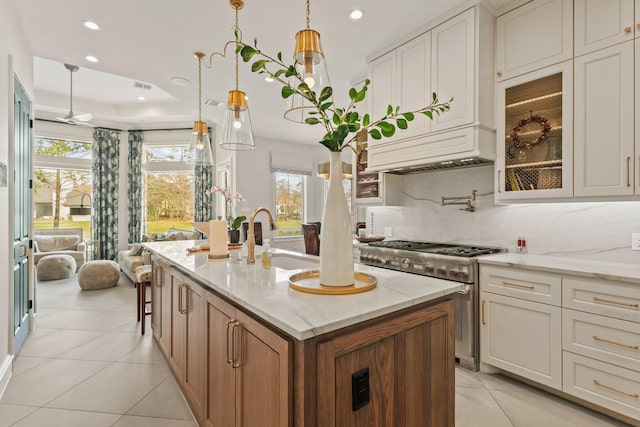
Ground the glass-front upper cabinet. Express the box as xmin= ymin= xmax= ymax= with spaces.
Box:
xmin=495 ymin=61 xmax=573 ymax=201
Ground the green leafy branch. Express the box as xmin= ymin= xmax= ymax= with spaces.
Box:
xmin=236 ymin=38 xmax=451 ymax=152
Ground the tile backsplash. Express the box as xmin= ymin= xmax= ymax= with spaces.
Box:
xmin=367 ymin=165 xmax=640 ymax=263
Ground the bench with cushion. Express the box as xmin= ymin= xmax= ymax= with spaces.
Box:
xmin=34 ymin=228 xmax=86 ymax=269
xmin=117 ymin=227 xmax=199 ymax=282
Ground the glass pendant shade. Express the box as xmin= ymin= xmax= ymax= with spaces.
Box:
xmin=284 ymin=29 xmax=332 ymax=124
xmin=221 ymin=90 xmax=255 ymax=151
xmin=186 ymin=120 xmax=214 ymax=164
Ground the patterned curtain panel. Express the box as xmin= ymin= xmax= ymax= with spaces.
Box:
xmin=127 ymin=131 xmax=143 ymax=243
xmin=194 ymin=163 xmax=214 ymax=221
xmin=193 ymin=128 xmax=214 ymax=222
xmin=92 ymin=128 xmax=120 ymax=260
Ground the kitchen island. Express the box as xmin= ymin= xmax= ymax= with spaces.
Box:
xmin=144 ymin=240 xmax=461 ymax=427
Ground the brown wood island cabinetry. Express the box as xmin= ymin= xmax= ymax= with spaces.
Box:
xmin=151 ymin=257 xmax=454 ymax=427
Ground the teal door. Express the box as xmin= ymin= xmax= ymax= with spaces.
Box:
xmin=13 ymin=76 xmax=32 ymax=355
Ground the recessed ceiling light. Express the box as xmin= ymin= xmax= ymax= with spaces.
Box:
xmin=82 ymin=20 xmax=100 ymax=30
xmin=84 ymin=55 xmax=98 ymax=63
xmin=137 ymin=96 xmax=145 ymax=101
xmin=171 ymin=77 xmax=191 ymax=87
xmin=349 ymin=9 xmax=363 ymax=20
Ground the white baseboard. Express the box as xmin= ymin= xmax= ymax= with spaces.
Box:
xmin=0 ymin=354 xmax=14 ymax=399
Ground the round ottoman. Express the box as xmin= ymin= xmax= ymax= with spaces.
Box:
xmin=78 ymin=260 xmax=120 ymax=290
xmin=37 ymin=255 xmax=77 ymax=281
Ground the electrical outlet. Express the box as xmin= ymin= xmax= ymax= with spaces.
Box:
xmin=632 ymin=233 xmax=640 ymax=251
xmin=384 ymin=227 xmax=393 ymax=237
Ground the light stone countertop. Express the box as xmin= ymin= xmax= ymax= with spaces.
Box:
xmin=144 ymin=240 xmax=462 ymax=340
xmin=478 ymin=253 xmax=640 ymax=284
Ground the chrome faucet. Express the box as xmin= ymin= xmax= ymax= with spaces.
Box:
xmin=246 ymin=207 xmax=277 ymax=264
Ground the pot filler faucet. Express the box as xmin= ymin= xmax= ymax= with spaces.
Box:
xmin=246 ymin=207 xmax=277 ymax=264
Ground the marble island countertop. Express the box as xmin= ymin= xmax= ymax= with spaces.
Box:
xmin=143 ymin=240 xmax=462 ymax=340
xmin=478 ymin=253 xmax=640 ymax=284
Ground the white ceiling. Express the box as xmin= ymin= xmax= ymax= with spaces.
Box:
xmin=14 ymin=0 xmax=511 ymax=143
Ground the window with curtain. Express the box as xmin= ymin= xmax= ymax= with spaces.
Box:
xmin=270 ymin=151 xmax=313 ymax=238
xmin=33 ymin=137 xmax=93 ymax=240
xmin=142 ymin=141 xmax=194 ymax=233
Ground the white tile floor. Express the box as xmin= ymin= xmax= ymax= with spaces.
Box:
xmin=0 ymin=273 xmax=633 ymax=426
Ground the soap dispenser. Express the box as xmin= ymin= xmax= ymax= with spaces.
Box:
xmin=261 ymin=239 xmax=272 ymax=269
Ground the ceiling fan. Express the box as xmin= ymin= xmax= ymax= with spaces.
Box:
xmin=56 ymin=63 xmax=94 ymax=126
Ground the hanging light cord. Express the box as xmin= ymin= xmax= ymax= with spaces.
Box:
xmin=197 ymin=54 xmax=203 ymax=121
xmin=306 ymin=0 xmax=310 ymax=29
xmin=235 ymin=7 xmax=239 ymax=91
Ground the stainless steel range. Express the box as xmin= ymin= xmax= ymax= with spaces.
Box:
xmin=359 ymin=240 xmax=502 ymax=371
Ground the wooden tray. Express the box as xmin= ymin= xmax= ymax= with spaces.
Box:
xmin=289 ymin=270 xmax=377 ymax=295
xmin=356 ymin=236 xmax=385 ymax=243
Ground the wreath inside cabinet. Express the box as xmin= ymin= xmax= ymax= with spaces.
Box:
xmin=510 ymin=111 xmax=552 ymax=149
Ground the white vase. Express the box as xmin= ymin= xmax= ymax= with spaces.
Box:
xmin=319 ymin=151 xmax=354 ymax=287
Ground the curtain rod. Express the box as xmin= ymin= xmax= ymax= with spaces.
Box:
xmin=34 ymin=118 xmax=122 ymax=132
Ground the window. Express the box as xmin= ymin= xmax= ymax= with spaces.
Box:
xmin=274 ymin=172 xmax=305 ymax=237
xmin=33 ymin=137 xmax=93 ymax=239
xmin=142 ymin=141 xmax=195 ymax=234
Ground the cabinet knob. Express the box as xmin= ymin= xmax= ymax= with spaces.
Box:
xmin=496 ymin=71 xmax=503 ymax=77
xmin=637 ymin=22 xmax=640 ymax=30
xmin=624 ymin=26 xmax=632 ymax=33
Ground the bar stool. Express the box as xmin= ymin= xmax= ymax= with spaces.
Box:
xmin=134 ymin=264 xmax=152 ymax=334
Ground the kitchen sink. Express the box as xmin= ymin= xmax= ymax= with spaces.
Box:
xmin=259 ymin=252 xmax=319 ymax=270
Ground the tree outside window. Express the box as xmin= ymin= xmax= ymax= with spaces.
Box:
xmin=274 ymin=172 xmax=304 ymax=237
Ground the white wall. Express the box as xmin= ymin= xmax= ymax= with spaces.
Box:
xmin=233 ymin=136 xmax=334 ymax=252
xmin=0 ymin=0 xmax=34 ymax=389
xmin=367 ymin=165 xmax=640 ymax=264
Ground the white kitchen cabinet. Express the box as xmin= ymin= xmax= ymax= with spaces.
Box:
xmin=480 ymin=291 xmax=562 ymax=389
xmin=574 ymin=0 xmax=635 ymax=57
xmin=367 ymin=51 xmax=396 ymax=142
xmin=636 ymin=40 xmax=640 ymax=195
xmin=574 ymin=41 xmax=635 ymax=197
xmin=364 ymin=5 xmax=495 ymax=172
xmin=496 ymin=0 xmax=573 ymax=81
xmin=564 ymin=352 xmax=640 ymax=422
xmin=431 ymin=8 xmax=474 ymax=131
xmin=495 ymin=61 xmax=573 ymax=201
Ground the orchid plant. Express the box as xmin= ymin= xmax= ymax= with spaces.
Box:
xmin=235 ymin=39 xmax=451 ymax=153
xmin=205 ymin=185 xmax=247 ymax=230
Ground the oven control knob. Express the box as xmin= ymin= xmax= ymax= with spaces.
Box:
xmin=437 ymin=266 xmax=447 ymax=276
xmin=458 ymin=267 xmax=470 ymax=280
xmin=425 ymin=263 xmax=435 ymax=273
xmin=400 ymin=258 xmax=411 ymax=269
xmin=379 ymin=257 xmax=388 ymax=265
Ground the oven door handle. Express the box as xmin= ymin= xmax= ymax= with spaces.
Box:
xmin=456 ymin=284 xmax=471 ymax=295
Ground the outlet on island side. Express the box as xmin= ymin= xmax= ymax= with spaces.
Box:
xmin=632 ymin=233 xmax=640 ymax=251
xmin=384 ymin=227 xmax=393 ymax=237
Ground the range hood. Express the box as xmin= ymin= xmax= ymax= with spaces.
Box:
xmin=365 ymin=126 xmax=496 ymax=175
xmin=385 ymin=156 xmax=493 ymax=175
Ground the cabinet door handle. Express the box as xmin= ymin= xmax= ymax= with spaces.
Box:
xmin=624 ymin=26 xmax=632 ymax=33
xmin=232 ymin=321 xmax=242 ymax=368
xmin=593 ymin=296 xmax=639 ymax=308
xmin=178 ymin=284 xmax=187 ymax=314
xmin=593 ymin=379 xmax=639 ymax=398
xmin=225 ymin=320 xmax=234 ymax=364
xmin=497 ymin=170 xmax=502 ymax=193
xmin=502 ymin=280 xmax=535 ymax=290
xmin=481 ymin=300 xmax=486 ymax=325
xmin=496 ymin=71 xmax=503 ymax=77
xmin=627 ymin=156 xmax=631 ymax=187
xmin=593 ymin=335 xmax=639 ymax=350
xmin=19 ymin=244 xmax=27 ymax=257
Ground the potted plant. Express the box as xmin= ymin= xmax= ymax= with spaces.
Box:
xmin=232 ymin=39 xmax=450 ymax=286
xmin=228 ymin=215 xmax=246 ymax=243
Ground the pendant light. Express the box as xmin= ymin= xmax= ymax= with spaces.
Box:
xmin=221 ymin=0 xmax=256 ymax=151
xmin=284 ymin=0 xmax=332 ymax=124
xmin=186 ymin=52 xmax=214 ymax=164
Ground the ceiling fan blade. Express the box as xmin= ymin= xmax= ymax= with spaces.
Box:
xmin=75 ymin=121 xmax=95 ymax=127
xmin=73 ymin=112 xmax=93 ymax=122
